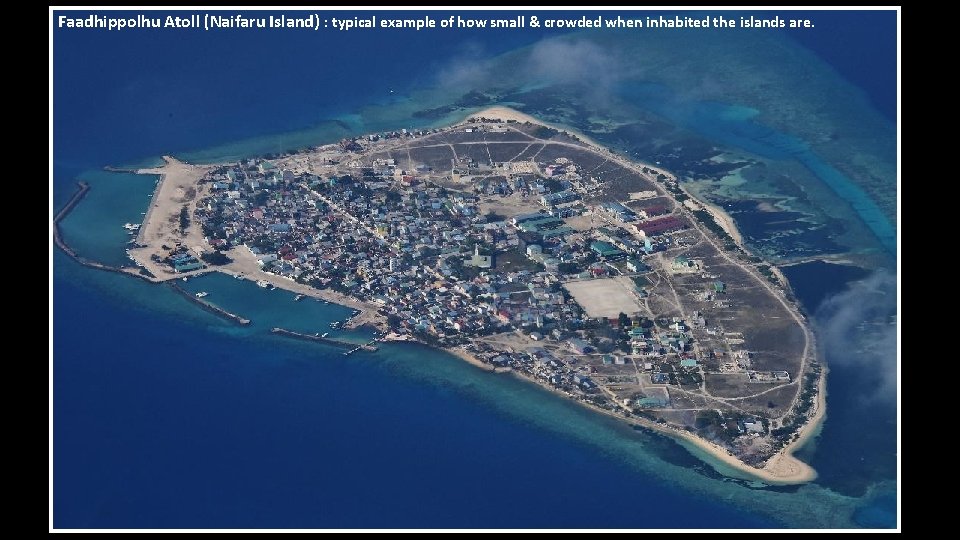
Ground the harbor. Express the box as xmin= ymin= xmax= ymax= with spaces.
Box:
xmin=54 ymin=181 xmax=159 ymax=283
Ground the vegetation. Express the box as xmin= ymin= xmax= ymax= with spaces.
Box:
xmin=543 ymin=178 xmax=564 ymax=192
xmin=178 ymin=205 xmax=190 ymax=233
xmin=692 ymin=209 xmax=734 ymax=244
xmin=534 ymin=126 xmax=559 ymax=139
xmin=200 ymin=250 xmax=233 ymax=266
xmin=484 ymin=210 xmax=507 ymax=223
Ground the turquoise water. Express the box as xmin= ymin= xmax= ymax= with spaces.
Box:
xmin=53 ymin=121 xmax=895 ymax=529
xmin=177 ymin=273 xmax=354 ymax=337
xmin=53 ymin=10 xmax=897 ymax=529
xmin=617 ymin=83 xmax=895 ymax=255
xmin=58 ymin=170 xmax=158 ymax=267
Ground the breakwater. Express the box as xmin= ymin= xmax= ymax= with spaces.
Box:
xmin=269 ymin=327 xmax=378 ymax=355
xmin=168 ymin=283 xmax=251 ymax=325
xmin=54 ymin=181 xmax=157 ymax=282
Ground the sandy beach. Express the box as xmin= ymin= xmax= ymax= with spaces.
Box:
xmin=692 ymin=197 xmax=746 ymax=246
xmin=447 ymin=347 xmax=496 ymax=372
xmin=757 ymin=364 xmax=827 ymax=483
xmin=127 ymin=156 xmax=214 ymax=280
xmin=123 ymin=109 xmax=823 ymax=486
xmin=463 ymin=107 xmax=822 ymax=484
xmin=466 ymin=106 xmax=606 ymax=149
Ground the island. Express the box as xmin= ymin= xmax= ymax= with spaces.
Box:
xmin=59 ymin=106 xmax=825 ymax=485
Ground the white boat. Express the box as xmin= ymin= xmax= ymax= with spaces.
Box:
xmin=195 ymin=292 xmax=209 ymax=298
xmin=294 ymin=294 xmax=304 ymax=301
xmin=256 ymin=280 xmax=270 ymax=288
xmin=182 ymin=277 xmax=188 ymax=282
xmin=321 ymin=332 xmax=329 ymax=338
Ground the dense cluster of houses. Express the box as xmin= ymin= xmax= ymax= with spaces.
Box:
xmin=192 ymin=142 xmax=722 ymax=410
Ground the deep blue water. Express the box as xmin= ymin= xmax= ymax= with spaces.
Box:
xmin=784 ymin=10 xmax=897 ymax=122
xmin=53 ymin=9 xmax=897 ymax=529
xmin=53 ymin=257 xmax=776 ymax=529
xmin=53 ymin=9 xmax=562 ymax=174
xmin=781 ymin=262 xmax=898 ymax=527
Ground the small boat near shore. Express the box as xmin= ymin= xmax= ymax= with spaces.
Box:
xmin=294 ymin=294 xmax=304 ymax=301
xmin=256 ymin=280 xmax=270 ymax=288
xmin=195 ymin=291 xmax=209 ymax=298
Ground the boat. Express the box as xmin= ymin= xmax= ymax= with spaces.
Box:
xmin=321 ymin=332 xmax=329 ymax=338
xmin=122 ymin=222 xmax=141 ymax=231
xmin=256 ymin=280 xmax=270 ymax=288
xmin=294 ymin=294 xmax=304 ymax=301
xmin=195 ymin=292 xmax=209 ymax=298
xmin=182 ymin=277 xmax=188 ymax=282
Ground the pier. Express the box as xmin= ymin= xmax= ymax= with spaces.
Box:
xmin=270 ymin=327 xmax=379 ymax=355
xmin=168 ymin=283 xmax=251 ymax=325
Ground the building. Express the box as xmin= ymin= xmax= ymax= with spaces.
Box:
xmin=540 ymin=190 xmax=579 ymax=208
xmin=465 ymin=244 xmax=493 ymax=269
xmin=590 ymin=241 xmax=623 ymax=259
xmin=600 ymin=201 xmax=637 ymax=222
xmin=635 ymin=215 xmax=687 ymax=237
xmin=567 ymin=338 xmax=593 ymax=354
xmin=673 ymin=256 xmax=693 ymax=270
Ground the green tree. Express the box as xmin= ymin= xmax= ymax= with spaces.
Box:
xmin=178 ymin=206 xmax=190 ymax=233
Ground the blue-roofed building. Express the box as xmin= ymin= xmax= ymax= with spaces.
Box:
xmin=590 ymin=241 xmax=623 ymax=259
xmin=174 ymin=260 xmax=204 ymax=273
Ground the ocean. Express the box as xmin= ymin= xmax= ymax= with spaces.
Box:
xmin=53 ymin=9 xmax=897 ymax=529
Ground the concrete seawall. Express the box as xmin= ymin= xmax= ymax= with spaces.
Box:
xmin=168 ymin=283 xmax=251 ymax=326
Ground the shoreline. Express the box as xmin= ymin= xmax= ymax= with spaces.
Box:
xmin=462 ymin=107 xmax=822 ymax=484
xmin=467 ymin=107 xmax=750 ymax=256
xmin=447 ymin=339 xmax=819 ymax=485
xmin=464 ymin=105 xmax=607 ymax=149
xmin=79 ymin=105 xmax=823 ymax=486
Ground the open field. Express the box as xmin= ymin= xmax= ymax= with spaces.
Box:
xmin=563 ymin=276 xmax=644 ymax=318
